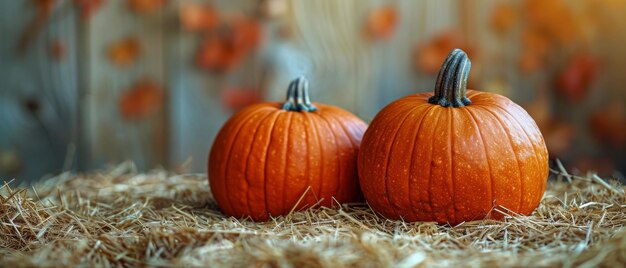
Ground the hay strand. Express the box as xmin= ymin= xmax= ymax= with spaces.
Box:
xmin=0 ymin=165 xmax=624 ymax=267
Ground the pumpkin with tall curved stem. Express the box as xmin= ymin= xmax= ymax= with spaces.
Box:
xmin=358 ymin=49 xmax=549 ymax=224
xmin=209 ymin=77 xmax=367 ymax=221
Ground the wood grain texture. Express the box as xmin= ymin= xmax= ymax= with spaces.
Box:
xmin=1 ymin=0 xmax=625 ymax=183
xmin=82 ymin=0 xmax=168 ymax=170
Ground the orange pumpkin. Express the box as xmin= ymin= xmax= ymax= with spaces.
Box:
xmin=209 ymin=77 xmax=367 ymax=221
xmin=358 ymin=49 xmax=549 ymax=224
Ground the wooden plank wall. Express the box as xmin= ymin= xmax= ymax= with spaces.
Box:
xmin=82 ymin=0 xmax=169 ymax=170
xmin=1 ymin=0 xmax=625 ymax=183
xmin=0 ymin=0 xmax=80 ymax=182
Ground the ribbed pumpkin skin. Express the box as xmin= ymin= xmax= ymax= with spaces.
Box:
xmin=358 ymin=90 xmax=548 ymax=224
xmin=209 ymin=102 xmax=367 ymax=221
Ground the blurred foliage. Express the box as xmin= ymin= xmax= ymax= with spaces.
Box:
xmin=1 ymin=0 xmax=625 ymax=182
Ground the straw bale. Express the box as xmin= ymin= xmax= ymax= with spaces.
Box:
xmin=1 ymin=162 xmax=624 ymax=267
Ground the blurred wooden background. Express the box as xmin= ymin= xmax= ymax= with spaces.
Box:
xmin=1 ymin=0 xmax=625 ymax=183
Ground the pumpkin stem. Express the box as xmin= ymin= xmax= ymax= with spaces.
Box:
xmin=282 ymin=76 xmax=318 ymax=112
xmin=428 ymin=48 xmax=472 ymax=107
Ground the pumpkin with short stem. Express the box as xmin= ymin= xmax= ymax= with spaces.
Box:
xmin=209 ymin=77 xmax=367 ymax=221
xmin=358 ymin=49 xmax=549 ymax=224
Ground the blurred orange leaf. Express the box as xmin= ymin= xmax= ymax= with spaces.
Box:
xmin=108 ymin=37 xmax=141 ymax=68
xmin=524 ymin=0 xmax=577 ymax=45
xmin=490 ymin=3 xmax=518 ymax=34
xmin=230 ymin=15 xmax=264 ymax=51
xmin=522 ymin=30 xmax=550 ymax=57
xmin=18 ymin=0 xmax=57 ymax=52
xmin=127 ymin=0 xmax=166 ymax=14
xmin=196 ymin=35 xmax=239 ymax=71
xmin=524 ymin=0 xmax=566 ymax=29
xmin=544 ymin=120 xmax=575 ymax=158
xmin=195 ymin=16 xmax=263 ymax=72
xmin=180 ymin=3 xmax=219 ymax=32
xmin=415 ymin=31 xmax=471 ymax=74
xmin=49 ymin=39 xmax=66 ymax=60
xmin=518 ymin=51 xmax=543 ymax=73
xmin=27 ymin=0 xmax=56 ymax=22
xmin=34 ymin=0 xmax=56 ymax=14
xmin=364 ymin=6 xmax=398 ymax=40
xmin=74 ymin=0 xmax=106 ymax=20
xmin=119 ymin=79 xmax=164 ymax=120
xmin=518 ymin=30 xmax=550 ymax=73
xmin=221 ymin=87 xmax=262 ymax=111
xmin=589 ymin=102 xmax=626 ymax=148
xmin=555 ymin=53 xmax=600 ymax=102
xmin=524 ymin=89 xmax=551 ymax=130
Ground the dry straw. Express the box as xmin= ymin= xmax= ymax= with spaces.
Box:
xmin=1 ymin=162 xmax=624 ymax=267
